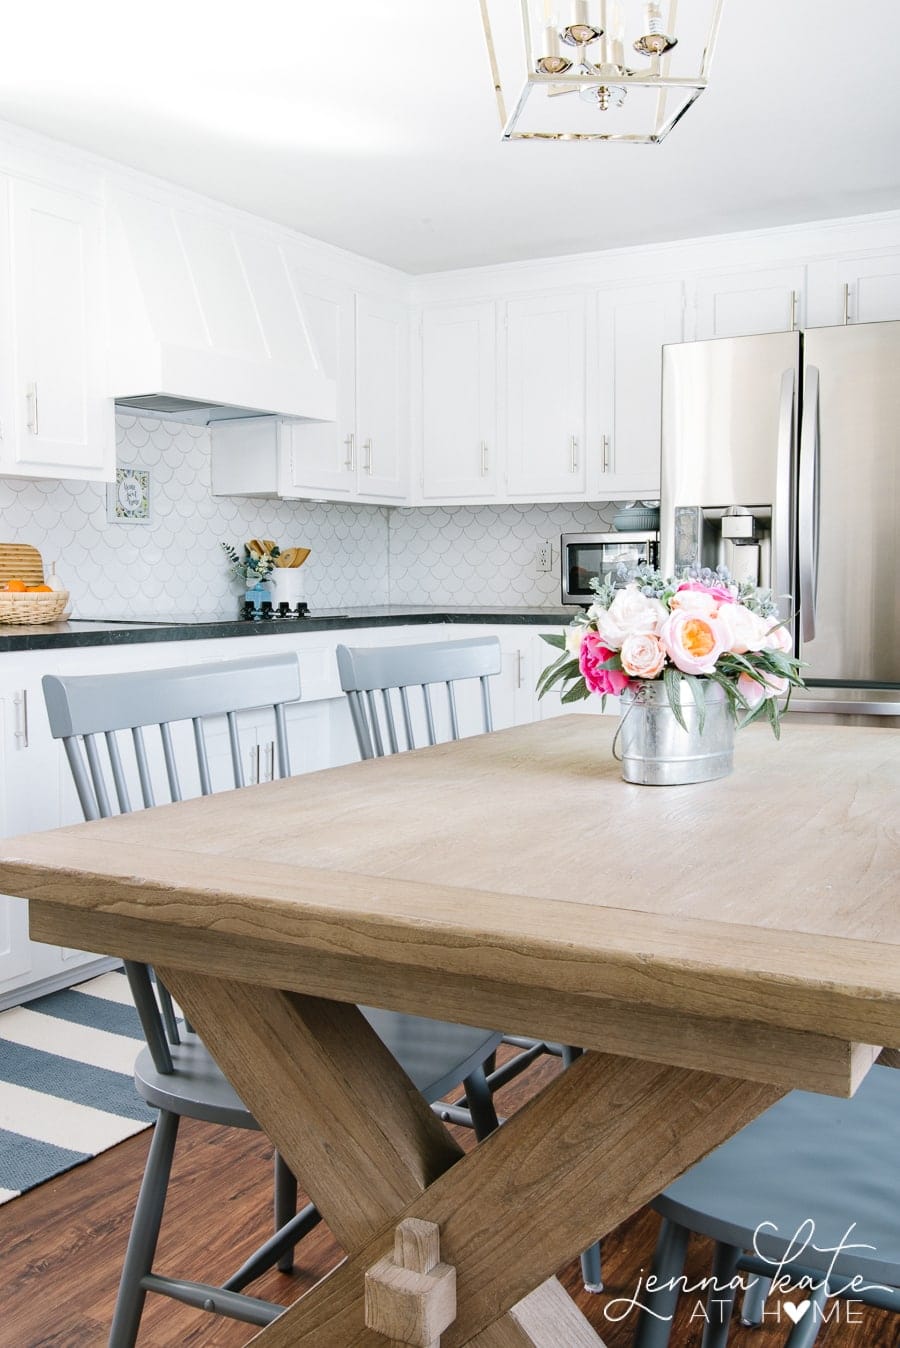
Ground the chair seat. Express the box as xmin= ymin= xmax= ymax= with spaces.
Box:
xmin=657 ymin=1065 xmax=900 ymax=1288
xmin=137 ymin=1017 xmax=502 ymax=1128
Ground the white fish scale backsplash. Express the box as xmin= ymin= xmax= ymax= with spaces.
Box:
xmin=0 ymin=415 xmax=622 ymax=617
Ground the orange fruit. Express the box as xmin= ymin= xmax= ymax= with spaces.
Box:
xmin=6 ymin=578 xmax=26 ymax=591
xmin=27 ymin=584 xmax=52 ymax=593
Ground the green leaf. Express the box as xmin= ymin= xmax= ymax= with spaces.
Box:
xmin=663 ymin=666 xmax=688 ymax=731
xmin=765 ymin=694 xmax=782 ymax=739
xmin=540 ymin=632 xmax=568 ymax=650
xmin=561 ymin=677 xmax=589 ymax=704
xmin=684 ymin=674 xmax=707 ymax=734
xmin=536 ymin=656 xmax=580 ymax=698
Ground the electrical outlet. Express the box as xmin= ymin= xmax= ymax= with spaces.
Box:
xmin=537 ymin=539 xmax=553 ymax=572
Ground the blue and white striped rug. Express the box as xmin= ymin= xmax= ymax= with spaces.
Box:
xmin=0 ymin=970 xmax=154 ymax=1204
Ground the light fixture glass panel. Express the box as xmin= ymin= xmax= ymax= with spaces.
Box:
xmin=481 ymin=0 xmax=723 ymax=144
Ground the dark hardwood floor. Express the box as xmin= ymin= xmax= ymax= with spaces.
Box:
xmin=1 ymin=1051 xmax=896 ymax=1347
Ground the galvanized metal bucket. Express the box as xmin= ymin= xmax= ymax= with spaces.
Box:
xmin=613 ymin=680 xmax=734 ymax=786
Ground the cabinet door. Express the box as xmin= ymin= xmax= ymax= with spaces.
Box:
xmin=421 ymin=302 xmax=497 ymax=499
xmin=356 ymin=294 xmax=407 ymax=501
xmin=594 ymin=282 xmax=683 ymax=500
xmin=7 ymin=179 xmax=113 ymax=479
xmin=692 ymin=266 xmax=805 ymax=340
xmin=505 ymin=294 xmax=586 ymax=497
xmin=286 ymin=275 xmax=357 ymax=497
xmin=806 ymin=251 xmax=900 ymax=327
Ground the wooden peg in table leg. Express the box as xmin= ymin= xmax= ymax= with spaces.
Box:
xmin=365 ymin=1218 xmax=457 ymax=1347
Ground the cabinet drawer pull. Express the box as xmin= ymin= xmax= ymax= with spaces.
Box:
xmin=841 ymin=282 xmax=851 ymax=326
xmin=570 ymin=435 xmax=578 ymax=473
xmin=363 ymin=438 xmax=373 ymax=475
xmin=12 ymin=689 xmax=28 ymax=749
xmin=602 ymin=434 xmax=610 ymax=473
xmin=26 ymin=382 xmax=39 ymax=436
xmin=789 ymin=289 xmax=799 ymax=332
xmin=344 ymin=433 xmax=356 ymax=471
xmin=481 ymin=441 xmax=489 ymax=476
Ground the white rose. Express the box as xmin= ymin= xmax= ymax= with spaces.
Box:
xmin=726 ymin=604 xmax=771 ymax=655
xmin=564 ymin=627 xmax=584 ymax=656
xmin=669 ymin=589 xmax=721 ymax=619
xmin=589 ymin=585 xmax=667 ymax=650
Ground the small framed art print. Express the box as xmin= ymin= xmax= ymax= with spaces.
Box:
xmin=108 ymin=467 xmax=151 ymax=524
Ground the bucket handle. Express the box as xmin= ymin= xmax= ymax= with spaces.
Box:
xmin=611 ymin=698 xmax=638 ymax=763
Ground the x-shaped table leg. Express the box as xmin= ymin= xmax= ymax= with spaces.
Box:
xmin=159 ymin=970 xmax=783 ymax=1347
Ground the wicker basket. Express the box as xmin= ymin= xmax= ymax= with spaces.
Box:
xmin=0 ymin=590 xmax=70 ymax=625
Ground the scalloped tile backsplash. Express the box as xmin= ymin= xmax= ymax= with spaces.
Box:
xmin=0 ymin=415 xmax=622 ymax=618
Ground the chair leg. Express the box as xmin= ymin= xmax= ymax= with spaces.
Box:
xmin=108 ymin=1109 xmax=180 ymax=1348
xmin=740 ymin=1274 xmax=772 ymax=1326
xmin=273 ymin=1151 xmax=298 ymax=1273
xmin=559 ymin=1046 xmax=603 ymax=1293
xmin=785 ymin=1282 xmax=829 ymax=1348
xmin=633 ymin=1217 xmax=691 ymax=1348
xmin=463 ymin=1066 xmax=500 ymax=1139
xmin=700 ymin=1243 xmax=741 ymax=1348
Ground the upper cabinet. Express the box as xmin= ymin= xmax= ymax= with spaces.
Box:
xmin=0 ymin=177 xmax=113 ymax=481
xmin=692 ymin=265 xmax=806 ymax=340
xmin=505 ymin=293 xmax=587 ymax=498
xmin=592 ymin=281 xmax=683 ymax=500
xmin=420 ymin=302 xmax=497 ymax=500
xmin=806 ymin=250 xmax=900 ymax=327
xmin=215 ymin=285 xmax=409 ymax=503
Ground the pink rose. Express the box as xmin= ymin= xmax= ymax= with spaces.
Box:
xmin=738 ymin=670 xmax=790 ymax=709
xmin=659 ymin=609 xmax=730 ymax=676
xmin=579 ymin=631 xmax=631 ymax=697
xmin=619 ymin=633 xmax=666 ymax=679
xmin=675 ymin=580 xmax=736 ymax=604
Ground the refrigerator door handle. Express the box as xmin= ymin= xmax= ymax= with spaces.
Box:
xmin=774 ymin=368 xmax=795 ymax=618
xmin=798 ymin=364 xmax=820 ymax=643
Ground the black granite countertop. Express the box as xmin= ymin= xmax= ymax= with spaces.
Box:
xmin=0 ymin=606 xmax=583 ymax=653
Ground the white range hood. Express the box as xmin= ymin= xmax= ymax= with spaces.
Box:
xmin=106 ymin=187 xmax=336 ymax=424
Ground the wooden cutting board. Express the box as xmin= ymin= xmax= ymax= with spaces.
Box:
xmin=0 ymin=544 xmax=45 ymax=586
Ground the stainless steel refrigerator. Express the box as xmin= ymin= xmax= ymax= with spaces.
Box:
xmin=660 ymin=320 xmax=900 ymax=721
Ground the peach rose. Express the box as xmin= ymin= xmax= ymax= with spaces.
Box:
xmin=659 ymin=609 xmax=730 ymax=676
xmin=619 ymin=633 xmax=667 ymax=679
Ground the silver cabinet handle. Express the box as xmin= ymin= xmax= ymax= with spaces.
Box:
xmin=264 ymin=741 xmax=275 ymax=783
xmin=798 ymin=364 xmax=820 ymax=643
xmin=343 ymin=432 xmax=355 ymax=471
xmin=774 ymin=368 xmax=795 ymax=623
xmin=841 ymin=282 xmax=851 ymax=326
xmin=12 ymin=689 xmax=27 ymax=749
xmin=26 ymin=382 xmax=38 ymax=436
xmin=789 ymin=290 xmax=799 ymax=332
xmin=601 ymin=434 xmax=610 ymax=473
xmin=363 ymin=438 xmax=373 ymax=475
xmin=248 ymin=744 xmax=260 ymax=785
xmin=516 ymin=651 xmax=524 ymax=689
xmin=569 ymin=435 xmax=578 ymax=473
xmin=481 ymin=440 xmax=489 ymax=476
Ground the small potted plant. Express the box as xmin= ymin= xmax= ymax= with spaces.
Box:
xmin=221 ymin=541 xmax=281 ymax=612
xmin=539 ymin=563 xmax=805 ymax=785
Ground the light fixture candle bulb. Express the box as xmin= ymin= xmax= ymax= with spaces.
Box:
xmin=536 ymin=23 xmax=573 ymax=74
xmin=634 ymin=0 xmax=677 ymax=56
xmin=561 ymin=0 xmax=602 ymax=47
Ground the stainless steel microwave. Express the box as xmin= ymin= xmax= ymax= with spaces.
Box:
xmin=560 ymin=532 xmax=659 ymax=605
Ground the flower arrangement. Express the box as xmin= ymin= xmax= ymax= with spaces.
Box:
xmin=539 ymin=563 xmax=805 ymax=737
xmin=221 ymin=541 xmax=281 ymax=587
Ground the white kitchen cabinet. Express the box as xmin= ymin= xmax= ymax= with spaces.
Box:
xmin=354 ymin=294 xmax=408 ymax=501
xmin=691 ymin=265 xmax=806 ymax=340
xmin=806 ymin=250 xmax=900 ymax=327
xmin=505 ymin=293 xmax=587 ymax=498
xmin=592 ymin=281 xmax=683 ymax=500
xmin=221 ymin=285 xmax=409 ymax=504
xmin=0 ymin=176 xmax=114 ymax=481
xmin=420 ymin=302 xmax=498 ymax=500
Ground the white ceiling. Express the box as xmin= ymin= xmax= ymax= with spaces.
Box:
xmin=0 ymin=1 xmax=897 ymax=274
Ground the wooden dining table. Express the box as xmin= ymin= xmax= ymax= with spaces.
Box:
xmin=2 ymin=714 xmax=900 ymax=1346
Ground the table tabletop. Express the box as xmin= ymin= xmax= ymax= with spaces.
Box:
xmin=3 ymin=715 xmax=899 ymax=1089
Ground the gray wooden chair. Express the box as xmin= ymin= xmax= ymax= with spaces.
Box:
xmin=634 ymin=1064 xmax=900 ymax=1348
xmin=42 ymin=652 xmax=501 ymax=1347
xmin=336 ymin=635 xmax=603 ymax=1293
